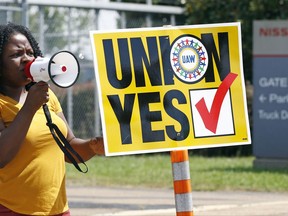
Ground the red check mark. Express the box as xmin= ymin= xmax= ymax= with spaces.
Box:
xmin=195 ymin=72 xmax=238 ymax=134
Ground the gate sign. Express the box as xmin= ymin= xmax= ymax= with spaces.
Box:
xmin=90 ymin=22 xmax=251 ymax=156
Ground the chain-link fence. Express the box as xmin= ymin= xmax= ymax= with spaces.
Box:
xmin=0 ymin=0 xmax=185 ymax=138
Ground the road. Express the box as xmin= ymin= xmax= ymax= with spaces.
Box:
xmin=67 ymin=186 xmax=288 ymax=216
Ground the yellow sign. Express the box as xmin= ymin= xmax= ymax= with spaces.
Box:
xmin=90 ymin=22 xmax=251 ymax=156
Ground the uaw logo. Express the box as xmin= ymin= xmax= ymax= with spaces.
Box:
xmin=170 ymin=35 xmax=209 ymax=83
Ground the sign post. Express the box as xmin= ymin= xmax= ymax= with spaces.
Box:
xmin=171 ymin=150 xmax=193 ymax=216
xmin=90 ymin=22 xmax=251 ymax=214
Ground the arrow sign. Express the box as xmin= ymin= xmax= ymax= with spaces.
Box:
xmin=259 ymin=94 xmax=267 ymax=103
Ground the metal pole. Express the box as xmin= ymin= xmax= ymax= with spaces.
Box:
xmin=170 ymin=150 xmax=194 ymax=216
xmin=170 ymin=14 xmax=176 ymax=26
xmin=67 ymin=7 xmax=73 ymax=130
xmin=38 ymin=6 xmax=45 ymax=51
xmin=93 ymin=8 xmax=102 ymax=136
xmin=21 ymin=0 xmax=29 ymax=27
xmin=146 ymin=0 xmax=152 ymax=27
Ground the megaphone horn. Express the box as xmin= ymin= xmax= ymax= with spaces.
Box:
xmin=24 ymin=50 xmax=80 ymax=88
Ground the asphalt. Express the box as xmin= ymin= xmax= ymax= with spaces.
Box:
xmin=67 ymin=186 xmax=288 ymax=216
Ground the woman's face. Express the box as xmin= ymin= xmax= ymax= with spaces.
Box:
xmin=0 ymin=33 xmax=35 ymax=88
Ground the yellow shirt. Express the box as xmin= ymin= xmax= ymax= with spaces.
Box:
xmin=0 ymin=89 xmax=69 ymax=215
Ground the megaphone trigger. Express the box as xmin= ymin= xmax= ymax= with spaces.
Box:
xmin=24 ymin=50 xmax=80 ymax=88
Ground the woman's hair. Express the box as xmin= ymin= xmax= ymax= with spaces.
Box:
xmin=0 ymin=22 xmax=43 ymax=58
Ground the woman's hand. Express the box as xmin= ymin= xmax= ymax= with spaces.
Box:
xmin=57 ymin=112 xmax=105 ymax=162
xmin=89 ymin=137 xmax=105 ymax=156
xmin=24 ymin=81 xmax=49 ymax=113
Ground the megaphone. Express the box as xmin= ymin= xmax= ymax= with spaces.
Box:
xmin=24 ymin=50 xmax=80 ymax=88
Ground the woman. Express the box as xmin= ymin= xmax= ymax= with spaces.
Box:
xmin=0 ymin=23 xmax=104 ymax=215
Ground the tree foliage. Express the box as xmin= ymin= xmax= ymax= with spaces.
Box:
xmin=28 ymin=7 xmax=67 ymax=54
xmin=29 ymin=6 xmax=94 ymax=55
xmin=111 ymin=0 xmax=185 ymax=28
xmin=184 ymin=0 xmax=288 ymax=83
xmin=182 ymin=0 xmax=288 ymax=156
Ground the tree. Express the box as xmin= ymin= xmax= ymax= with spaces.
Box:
xmin=111 ymin=0 xmax=186 ymax=28
xmin=184 ymin=0 xmax=288 ymax=83
xmin=29 ymin=6 xmax=95 ymax=55
xmin=182 ymin=0 xmax=288 ymax=156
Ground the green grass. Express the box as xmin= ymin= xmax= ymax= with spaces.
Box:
xmin=66 ymin=154 xmax=288 ymax=192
